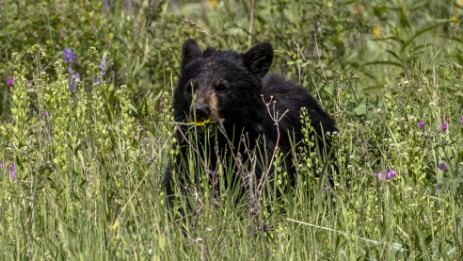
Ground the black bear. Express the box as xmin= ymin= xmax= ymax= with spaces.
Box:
xmin=164 ymin=39 xmax=337 ymax=208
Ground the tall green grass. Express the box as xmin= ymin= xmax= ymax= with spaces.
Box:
xmin=1 ymin=0 xmax=462 ymax=259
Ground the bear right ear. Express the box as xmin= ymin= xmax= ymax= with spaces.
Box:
xmin=181 ymin=39 xmax=202 ymax=71
xmin=243 ymin=42 xmax=273 ymax=78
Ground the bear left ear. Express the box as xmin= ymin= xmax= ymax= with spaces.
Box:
xmin=181 ymin=39 xmax=202 ymax=71
xmin=243 ymin=42 xmax=273 ymax=78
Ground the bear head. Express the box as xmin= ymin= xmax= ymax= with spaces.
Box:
xmin=173 ymin=39 xmax=274 ymax=131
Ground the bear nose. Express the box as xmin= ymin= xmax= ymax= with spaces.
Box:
xmin=194 ymin=105 xmax=210 ymax=121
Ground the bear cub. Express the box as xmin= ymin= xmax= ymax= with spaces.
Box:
xmin=164 ymin=39 xmax=337 ymax=207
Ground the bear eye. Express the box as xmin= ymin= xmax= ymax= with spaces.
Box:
xmin=214 ymin=80 xmax=228 ymax=92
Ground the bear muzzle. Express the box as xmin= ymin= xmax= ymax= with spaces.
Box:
xmin=194 ymin=104 xmax=210 ymax=122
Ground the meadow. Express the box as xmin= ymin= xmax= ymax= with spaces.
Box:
xmin=1 ymin=0 xmax=462 ymax=260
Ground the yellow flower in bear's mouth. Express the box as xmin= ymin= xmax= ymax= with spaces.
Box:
xmin=192 ymin=119 xmax=212 ymax=127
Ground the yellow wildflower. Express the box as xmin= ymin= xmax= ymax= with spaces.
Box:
xmin=373 ymin=26 xmax=381 ymax=37
xmin=209 ymin=0 xmax=217 ymax=8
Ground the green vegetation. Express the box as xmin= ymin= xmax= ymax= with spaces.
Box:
xmin=1 ymin=0 xmax=462 ymax=259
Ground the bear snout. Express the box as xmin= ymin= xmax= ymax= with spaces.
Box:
xmin=194 ymin=104 xmax=210 ymax=121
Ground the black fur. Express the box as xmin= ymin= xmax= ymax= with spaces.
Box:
xmin=164 ymin=39 xmax=337 ymax=207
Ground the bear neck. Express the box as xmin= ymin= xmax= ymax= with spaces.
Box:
xmin=222 ymin=102 xmax=265 ymax=138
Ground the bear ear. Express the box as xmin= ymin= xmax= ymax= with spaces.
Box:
xmin=181 ymin=39 xmax=202 ymax=71
xmin=243 ymin=42 xmax=273 ymax=78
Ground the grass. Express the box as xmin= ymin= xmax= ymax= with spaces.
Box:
xmin=1 ymin=0 xmax=463 ymax=260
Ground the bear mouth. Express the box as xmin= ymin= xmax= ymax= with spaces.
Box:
xmin=191 ymin=119 xmax=213 ymax=127
xmin=189 ymin=118 xmax=225 ymax=137
xmin=190 ymin=119 xmax=217 ymax=135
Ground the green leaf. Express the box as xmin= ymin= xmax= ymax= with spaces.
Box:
xmin=354 ymin=103 xmax=367 ymax=115
xmin=362 ymin=61 xmax=403 ymax=68
xmin=401 ymin=22 xmax=447 ymax=51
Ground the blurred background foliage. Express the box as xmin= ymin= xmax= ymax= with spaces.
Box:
xmin=2 ymin=0 xmax=463 ymax=118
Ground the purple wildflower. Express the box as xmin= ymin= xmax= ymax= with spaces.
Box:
xmin=95 ymin=77 xmax=101 ymax=86
xmin=0 ymin=162 xmax=4 ymax=169
xmin=68 ymin=73 xmax=80 ymax=91
xmin=103 ymin=0 xmax=111 ymax=10
xmin=385 ymin=169 xmax=397 ymax=180
xmin=94 ymin=77 xmax=107 ymax=87
xmin=441 ymin=123 xmax=447 ymax=132
xmin=94 ymin=54 xmax=108 ymax=86
xmin=63 ymin=48 xmax=77 ymax=64
xmin=435 ymin=186 xmax=442 ymax=192
xmin=41 ymin=111 xmax=48 ymax=118
xmin=438 ymin=162 xmax=447 ymax=171
xmin=460 ymin=117 xmax=463 ymax=124
xmin=125 ymin=0 xmax=133 ymax=11
xmin=375 ymin=172 xmax=383 ymax=180
xmin=7 ymin=78 xmax=14 ymax=86
xmin=418 ymin=121 xmax=425 ymax=128
xmin=99 ymin=53 xmax=107 ymax=78
xmin=9 ymin=164 xmax=15 ymax=179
